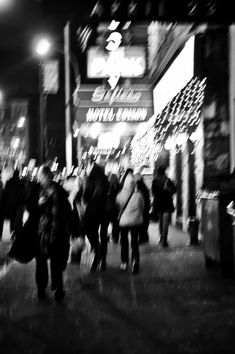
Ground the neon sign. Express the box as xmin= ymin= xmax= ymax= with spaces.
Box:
xmin=87 ymin=46 xmax=146 ymax=78
xmin=86 ymin=107 xmax=148 ymax=122
xmin=91 ymin=85 xmax=141 ymax=105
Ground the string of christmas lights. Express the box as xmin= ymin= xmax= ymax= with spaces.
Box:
xmin=131 ymin=76 xmax=207 ymax=168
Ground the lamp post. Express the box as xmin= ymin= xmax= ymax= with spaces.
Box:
xmin=35 ymin=31 xmax=80 ymax=170
xmin=35 ymin=38 xmax=51 ymax=165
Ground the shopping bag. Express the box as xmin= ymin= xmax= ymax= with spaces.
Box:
xmin=69 ymin=237 xmax=85 ymax=264
xmin=7 ymin=215 xmax=38 ymax=263
xmin=80 ymin=236 xmax=93 ymax=271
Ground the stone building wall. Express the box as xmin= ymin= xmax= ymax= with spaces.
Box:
xmin=198 ymin=28 xmax=230 ymax=189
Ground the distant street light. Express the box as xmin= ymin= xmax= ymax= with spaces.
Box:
xmin=35 ymin=38 xmax=51 ymax=57
xmin=0 ymin=0 xmax=12 ymax=10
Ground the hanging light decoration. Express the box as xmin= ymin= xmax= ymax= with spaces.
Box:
xmin=131 ymin=76 xmax=207 ymax=170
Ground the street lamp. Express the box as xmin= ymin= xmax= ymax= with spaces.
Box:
xmin=35 ymin=38 xmax=51 ymax=165
xmin=35 ymin=29 xmax=80 ymax=170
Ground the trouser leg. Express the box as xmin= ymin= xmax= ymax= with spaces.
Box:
xmin=162 ymin=212 xmax=170 ymax=246
xmin=158 ymin=212 xmax=163 ymax=241
xmin=50 ymin=257 xmax=63 ymax=291
xmin=35 ymin=255 xmax=48 ymax=291
xmin=130 ymin=227 xmax=140 ymax=265
xmin=100 ymin=218 xmax=109 ymax=263
xmin=14 ymin=206 xmax=24 ymax=233
xmin=10 ymin=211 xmax=16 ymax=234
xmin=0 ymin=213 xmax=4 ymax=240
xmin=86 ymin=224 xmax=100 ymax=271
xmin=120 ymin=227 xmax=129 ymax=263
xmin=111 ymin=218 xmax=119 ymax=243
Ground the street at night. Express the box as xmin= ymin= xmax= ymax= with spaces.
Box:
xmin=1 ymin=1 xmax=235 ymax=353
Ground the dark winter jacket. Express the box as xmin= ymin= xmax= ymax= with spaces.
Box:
xmin=152 ymin=176 xmax=176 ymax=213
xmin=83 ymin=164 xmax=109 ymax=227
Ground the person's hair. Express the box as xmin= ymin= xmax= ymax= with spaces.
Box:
xmin=13 ymin=169 xmax=20 ymax=178
xmin=157 ymin=166 xmax=166 ymax=176
xmin=40 ymin=165 xmax=53 ymax=180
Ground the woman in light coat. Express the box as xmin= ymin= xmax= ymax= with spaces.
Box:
xmin=116 ymin=169 xmax=144 ymax=274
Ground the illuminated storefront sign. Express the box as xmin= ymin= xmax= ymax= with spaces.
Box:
xmin=87 ymin=46 xmax=146 ymax=78
xmin=91 ymin=85 xmax=142 ymax=105
xmin=153 ymin=36 xmax=195 ymax=116
xmin=75 ymin=84 xmax=153 ymax=123
xmin=86 ymin=107 xmax=148 ymax=122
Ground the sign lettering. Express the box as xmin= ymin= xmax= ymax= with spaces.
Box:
xmin=86 ymin=107 xmax=147 ymax=122
xmin=91 ymin=85 xmax=141 ymax=105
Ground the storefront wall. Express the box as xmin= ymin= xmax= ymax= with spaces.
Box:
xmin=200 ymin=27 xmax=230 ymax=189
xmin=150 ymin=25 xmax=231 ymax=231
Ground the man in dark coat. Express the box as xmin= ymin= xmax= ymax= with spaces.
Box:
xmin=0 ymin=176 xmax=4 ymax=240
xmin=135 ymin=173 xmax=150 ymax=244
xmin=36 ymin=165 xmax=71 ymax=300
xmin=151 ymin=166 xmax=176 ymax=247
xmin=83 ymin=157 xmax=109 ymax=272
xmin=3 ymin=169 xmax=25 ymax=235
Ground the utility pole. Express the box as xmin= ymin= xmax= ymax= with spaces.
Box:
xmin=39 ymin=60 xmax=48 ymax=164
xmin=64 ymin=21 xmax=72 ymax=172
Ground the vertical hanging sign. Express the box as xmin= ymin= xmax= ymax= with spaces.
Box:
xmin=42 ymin=59 xmax=59 ymax=94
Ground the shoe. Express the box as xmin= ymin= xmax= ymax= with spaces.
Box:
xmin=37 ymin=289 xmax=46 ymax=300
xmin=132 ymin=263 xmax=139 ymax=274
xmin=51 ymin=283 xmax=56 ymax=291
xmin=54 ymin=289 xmax=65 ymax=301
xmin=100 ymin=261 xmax=106 ymax=271
xmin=90 ymin=259 xmax=98 ymax=273
xmin=120 ymin=262 xmax=128 ymax=271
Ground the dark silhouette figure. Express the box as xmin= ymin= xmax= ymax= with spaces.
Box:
xmin=116 ymin=168 xmax=145 ymax=274
xmin=100 ymin=173 xmax=121 ymax=259
xmin=83 ymin=159 xmax=109 ymax=272
xmin=152 ymin=166 xmax=176 ymax=247
xmin=0 ymin=177 xmax=4 ymax=239
xmin=3 ymin=169 xmax=25 ymax=235
xmin=135 ymin=173 xmax=150 ymax=244
xmin=36 ymin=166 xmax=71 ymax=300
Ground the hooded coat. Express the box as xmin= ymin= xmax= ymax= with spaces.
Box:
xmin=116 ymin=173 xmax=144 ymax=228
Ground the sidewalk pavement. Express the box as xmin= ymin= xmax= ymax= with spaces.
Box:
xmin=1 ymin=222 xmax=235 ymax=354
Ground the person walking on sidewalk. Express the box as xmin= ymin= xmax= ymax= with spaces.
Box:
xmin=134 ymin=173 xmax=150 ymax=244
xmin=0 ymin=175 xmax=4 ymax=240
xmin=116 ymin=168 xmax=144 ymax=274
xmin=3 ymin=169 xmax=25 ymax=237
xmin=36 ymin=165 xmax=71 ymax=300
xmin=151 ymin=166 xmax=176 ymax=247
xmin=83 ymin=157 xmax=109 ymax=272
xmin=100 ymin=173 xmax=121 ymax=249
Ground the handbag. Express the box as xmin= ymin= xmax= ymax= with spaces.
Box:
xmin=118 ymin=189 xmax=135 ymax=223
xmin=69 ymin=237 xmax=85 ymax=264
xmin=7 ymin=215 xmax=38 ymax=263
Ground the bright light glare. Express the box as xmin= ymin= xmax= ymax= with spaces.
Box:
xmin=89 ymin=123 xmax=102 ymax=139
xmin=153 ymin=36 xmax=195 ymax=116
xmin=164 ymin=136 xmax=175 ymax=150
xmin=35 ymin=39 xmax=51 ymax=56
xmin=98 ymin=133 xmax=120 ymax=149
xmin=0 ymin=90 xmax=3 ymax=105
xmin=12 ymin=137 xmax=20 ymax=149
xmin=108 ymin=20 xmax=120 ymax=31
xmin=17 ymin=116 xmax=25 ymax=128
xmin=114 ymin=122 xmax=128 ymax=136
xmin=175 ymin=133 xmax=188 ymax=146
xmin=0 ymin=0 xmax=11 ymax=9
xmin=73 ymin=128 xmax=80 ymax=138
xmin=22 ymin=167 xmax=28 ymax=177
